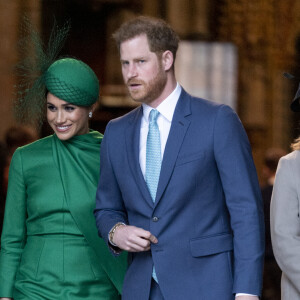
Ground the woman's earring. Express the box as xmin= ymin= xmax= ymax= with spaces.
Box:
xmin=89 ymin=111 xmax=93 ymax=118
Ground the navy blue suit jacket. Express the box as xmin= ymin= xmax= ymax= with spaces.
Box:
xmin=94 ymin=89 xmax=264 ymax=300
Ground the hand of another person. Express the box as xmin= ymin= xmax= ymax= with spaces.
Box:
xmin=113 ymin=225 xmax=158 ymax=252
xmin=0 ymin=298 xmax=13 ymax=299
xmin=235 ymin=296 xmax=259 ymax=300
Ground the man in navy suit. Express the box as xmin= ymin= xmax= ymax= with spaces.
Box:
xmin=94 ymin=16 xmax=264 ymax=300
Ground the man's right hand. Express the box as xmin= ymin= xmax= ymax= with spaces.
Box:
xmin=113 ymin=225 xmax=158 ymax=252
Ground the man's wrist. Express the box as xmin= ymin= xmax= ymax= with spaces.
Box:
xmin=108 ymin=222 xmax=126 ymax=246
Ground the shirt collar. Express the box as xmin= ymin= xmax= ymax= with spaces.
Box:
xmin=142 ymin=83 xmax=182 ymax=123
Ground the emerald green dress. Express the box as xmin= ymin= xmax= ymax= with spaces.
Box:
xmin=0 ymin=131 xmax=127 ymax=299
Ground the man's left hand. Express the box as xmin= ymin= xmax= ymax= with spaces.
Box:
xmin=235 ymin=296 xmax=259 ymax=300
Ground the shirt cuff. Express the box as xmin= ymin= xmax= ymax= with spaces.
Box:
xmin=236 ymin=294 xmax=257 ymax=297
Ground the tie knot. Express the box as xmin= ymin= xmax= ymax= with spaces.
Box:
xmin=149 ymin=109 xmax=159 ymax=123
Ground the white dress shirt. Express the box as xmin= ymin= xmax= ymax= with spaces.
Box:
xmin=139 ymin=83 xmax=181 ymax=177
xmin=138 ymin=83 xmax=256 ymax=299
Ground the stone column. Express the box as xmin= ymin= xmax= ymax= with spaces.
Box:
xmin=0 ymin=0 xmax=20 ymax=139
xmin=0 ymin=0 xmax=41 ymax=139
xmin=166 ymin=0 xmax=192 ymax=36
xmin=191 ymin=0 xmax=210 ymax=37
xmin=142 ymin=0 xmax=162 ymax=17
xmin=166 ymin=0 xmax=210 ymax=38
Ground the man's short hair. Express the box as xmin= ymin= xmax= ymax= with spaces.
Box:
xmin=113 ymin=16 xmax=180 ymax=61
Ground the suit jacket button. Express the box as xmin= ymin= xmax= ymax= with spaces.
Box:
xmin=152 ymin=216 xmax=159 ymax=222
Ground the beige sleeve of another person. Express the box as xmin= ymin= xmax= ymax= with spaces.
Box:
xmin=271 ymin=151 xmax=300 ymax=298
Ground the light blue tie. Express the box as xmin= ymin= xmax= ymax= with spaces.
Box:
xmin=146 ymin=109 xmax=161 ymax=202
xmin=146 ymin=109 xmax=161 ymax=283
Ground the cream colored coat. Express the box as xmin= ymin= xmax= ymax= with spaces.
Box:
xmin=271 ymin=150 xmax=300 ymax=299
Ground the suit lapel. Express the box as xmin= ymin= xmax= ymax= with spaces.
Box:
xmin=125 ymin=106 xmax=154 ymax=208
xmin=155 ymin=90 xmax=191 ymax=205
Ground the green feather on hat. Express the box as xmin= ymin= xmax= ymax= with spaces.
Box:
xmin=14 ymin=17 xmax=99 ymax=128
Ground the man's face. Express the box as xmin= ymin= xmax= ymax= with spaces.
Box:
xmin=120 ymin=34 xmax=167 ymax=106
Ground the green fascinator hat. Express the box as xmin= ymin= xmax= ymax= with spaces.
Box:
xmin=44 ymin=58 xmax=99 ymax=106
xmin=14 ymin=18 xmax=100 ymax=128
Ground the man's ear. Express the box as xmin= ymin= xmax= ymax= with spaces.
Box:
xmin=161 ymin=50 xmax=174 ymax=71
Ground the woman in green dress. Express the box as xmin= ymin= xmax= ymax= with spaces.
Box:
xmin=0 ymin=58 xmax=127 ymax=299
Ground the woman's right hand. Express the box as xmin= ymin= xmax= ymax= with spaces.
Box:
xmin=0 ymin=297 xmax=13 ymax=299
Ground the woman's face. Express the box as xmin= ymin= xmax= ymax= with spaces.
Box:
xmin=47 ymin=93 xmax=90 ymax=141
